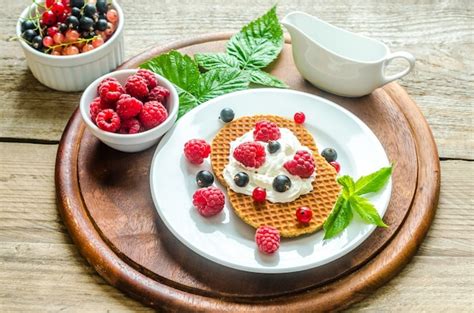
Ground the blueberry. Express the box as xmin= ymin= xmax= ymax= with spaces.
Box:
xmin=65 ymin=16 xmax=79 ymax=29
xmin=267 ymin=141 xmax=281 ymax=154
xmin=22 ymin=29 xmax=37 ymax=42
xmin=71 ymin=7 xmax=82 ymax=17
xmin=31 ymin=35 xmax=43 ymax=50
xmin=233 ymin=172 xmax=249 ymax=187
xmin=70 ymin=0 xmax=85 ymax=8
xmin=96 ymin=0 xmax=108 ymax=13
xmin=83 ymin=4 xmax=97 ymax=17
xmin=196 ymin=170 xmax=214 ymax=188
xmin=321 ymin=148 xmax=337 ymax=162
xmin=80 ymin=16 xmax=94 ymax=31
xmin=95 ymin=19 xmax=108 ymax=31
xmin=219 ymin=108 xmax=235 ymax=123
xmin=21 ymin=20 xmax=36 ymax=32
xmin=273 ymin=175 xmax=291 ymax=192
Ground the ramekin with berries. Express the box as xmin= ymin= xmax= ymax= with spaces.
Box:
xmin=16 ymin=0 xmax=124 ymax=92
xmin=80 ymin=69 xmax=179 ymax=152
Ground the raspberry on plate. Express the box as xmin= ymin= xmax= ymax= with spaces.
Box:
xmin=125 ymin=75 xmax=149 ymax=99
xmin=255 ymin=226 xmax=280 ymax=254
xmin=233 ymin=142 xmax=266 ymax=168
xmin=139 ymin=101 xmax=168 ymax=129
xmin=119 ymin=118 xmax=141 ymax=134
xmin=192 ymin=186 xmax=225 ymax=217
xmin=136 ymin=69 xmax=158 ymax=90
xmin=89 ymin=96 xmax=109 ymax=122
xmin=147 ymin=86 xmax=170 ymax=104
xmin=99 ymin=79 xmax=125 ymax=104
xmin=284 ymin=150 xmax=315 ymax=178
xmin=253 ymin=120 xmax=281 ymax=142
xmin=95 ymin=109 xmax=121 ymax=133
xmin=116 ymin=94 xmax=143 ymax=119
xmin=184 ymin=139 xmax=211 ymax=165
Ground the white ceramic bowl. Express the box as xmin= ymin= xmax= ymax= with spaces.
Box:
xmin=80 ymin=69 xmax=179 ymax=152
xmin=16 ymin=0 xmax=125 ymax=92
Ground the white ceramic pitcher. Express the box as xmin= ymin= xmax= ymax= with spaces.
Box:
xmin=281 ymin=12 xmax=415 ymax=97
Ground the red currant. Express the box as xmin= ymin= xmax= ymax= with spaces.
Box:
xmin=42 ymin=36 xmax=54 ymax=48
xmin=252 ymin=187 xmax=266 ymax=203
xmin=329 ymin=161 xmax=341 ymax=173
xmin=107 ymin=9 xmax=119 ymax=23
xmin=51 ymin=2 xmax=66 ymax=16
xmin=53 ymin=32 xmax=65 ymax=44
xmin=61 ymin=0 xmax=70 ymax=6
xmin=294 ymin=112 xmax=306 ymax=124
xmin=47 ymin=26 xmax=59 ymax=37
xmin=57 ymin=13 xmax=68 ymax=23
xmin=65 ymin=29 xmax=80 ymax=42
xmin=296 ymin=207 xmax=313 ymax=223
xmin=42 ymin=11 xmax=57 ymax=26
xmin=45 ymin=0 xmax=56 ymax=8
xmin=92 ymin=37 xmax=104 ymax=48
xmin=64 ymin=45 xmax=79 ymax=55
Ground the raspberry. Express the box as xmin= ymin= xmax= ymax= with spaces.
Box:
xmin=139 ymin=101 xmax=168 ymax=129
xmin=147 ymin=86 xmax=170 ymax=104
xmin=233 ymin=142 xmax=266 ymax=168
xmin=119 ymin=118 xmax=141 ymax=134
xmin=255 ymin=226 xmax=280 ymax=254
xmin=284 ymin=150 xmax=315 ymax=178
xmin=192 ymin=187 xmax=225 ymax=217
xmin=95 ymin=109 xmax=121 ymax=133
xmin=184 ymin=139 xmax=211 ymax=164
xmin=89 ymin=97 xmax=109 ymax=122
xmin=253 ymin=120 xmax=281 ymax=142
xmin=136 ymin=69 xmax=158 ymax=90
xmin=116 ymin=94 xmax=143 ymax=119
xmin=97 ymin=77 xmax=118 ymax=92
xmin=99 ymin=79 xmax=124 ymax=104
xmin=125 ymin=75 xmax=149 ymax=99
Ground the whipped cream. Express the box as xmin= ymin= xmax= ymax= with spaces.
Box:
xmin=223 ymin=128 xmax=316 ymax=203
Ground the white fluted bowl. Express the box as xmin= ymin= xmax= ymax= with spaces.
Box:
xmin=16 ymin=0 xmax=125 ymax=92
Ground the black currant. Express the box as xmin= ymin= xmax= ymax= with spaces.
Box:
xmin=65 ymin=16 xmax=79 ymax=29
xmin=321 ymin=148 xmax=337 ymax=162
xmin=71 ymin=7 xmax=82 ymax=17
xmin=233 ymin=172 xmax=249 ymax=187
xmin=22 ymin=29 xmax=37 ymax=42
xmin=58 ymin=23 xmax=68 ymax=33
xmin=83 ymin=4 xmax=97 ymax=17
xmin=96 ymin=0 xmax=107 ymax=13
xmin=31 ymin=35 xmax=43 ymax=50
xmin=272 ymin=175 xmax=291 ymax=192
xmin=80 ymin=16 xmax=94 ymax=31
xmin=21 ymin=20 xmax=36 ymax=32
xmin=196 ymin=170 xmax=215 ymax=188
xmin=70 ymin=0 xmax=85 ymax=8
xmin=95 ymin=19 xmax=108 ymax=31
xmin=219 ymin=108 xmax=235 ymax=123
xmin=267 ymin=141 xmax=281 ymax=154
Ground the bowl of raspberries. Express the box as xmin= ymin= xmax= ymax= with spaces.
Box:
xmin=79 ymin=69 xmax=179 ymax=152
xmin=16 ymin=0 xmax=124 ymax=92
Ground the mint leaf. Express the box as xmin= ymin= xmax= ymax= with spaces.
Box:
xmin=227 ymin=6 xmax=283 ymax=70
xmin=350 ymin=195 xmax=388 ymax=227
xmin=195 ymin=53 xmax=240 ymax=70
xmin=337 ymin=175 xmax=355 ymax=198
xmin=247 ymin=69 xmax=288 ymax=88
xmin=323 ymin=197 xmax=353 ymax=239
xmin=196 ymin=68 xmax=249 ymax=103
xmin=354 ymin=166 xmax=392 ymax=195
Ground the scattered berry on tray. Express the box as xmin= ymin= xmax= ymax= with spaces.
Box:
xmin=233 ymin=142 xmax=266 ymax=168
xmin=89 ymin=71 xmax=170 ymax=134
xmin=294 ymin=112 xmax=306 ymax=124
xmin=192 ymin=186 xmax=225 ymax=217
xmin=267 ymin=140 xmax=281 ymax=154
xmin=321 ymin=147 xmax=337 ymax=162
xmin=196 ymin=170 xmax=215 ymax=188
xmin=252 ymin=187 xmax=267 ymax=203
xmin=255 ymin=226 xmax=280 ymax=254
xmin=272 ymin=175 xmax=292 ymax=193
xmin=219 ymin=108 xmax=235 ymax=123
xmin=329 ymin=161 xmax=341 ymax=173
xmin=296 ymin=206 xmax=313 ymax=224
xmin=284 ymin=150 xmax=315 ymax=178
xmin=233 ymin=172 xmax=249 ymax=187
xmin=20 ymin=0 xmax=119 ymax=55
xmin=184 ymin=139 xmax=211 ymax=164
xmin=253 ymin=120 xmax=281 ymax=142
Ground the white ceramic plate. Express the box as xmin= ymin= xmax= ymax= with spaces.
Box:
xmin=150 ymin=89 xmax=391 ymax=273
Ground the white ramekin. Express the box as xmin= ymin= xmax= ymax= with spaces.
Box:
xmin=80 ymin=69 xmax=179 ymax=152
xmin=16 ymin=0 xmax=125 ymax=92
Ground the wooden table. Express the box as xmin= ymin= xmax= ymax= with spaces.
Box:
xmin=1 ymin=0 xmax=472 ymax=311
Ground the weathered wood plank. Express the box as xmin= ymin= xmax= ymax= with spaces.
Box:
xmin=0 ymin=142 xmax=472 ymax=311
xmin=0 ymin=0 xmax=472 ymax=158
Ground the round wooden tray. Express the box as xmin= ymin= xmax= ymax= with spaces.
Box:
xmin=55 ymin=33 xmax=440 ymax=312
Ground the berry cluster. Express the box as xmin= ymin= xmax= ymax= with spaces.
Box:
xmin=90 ymin=70 xmax=170 ymax=134
xmin=20 ymin=0 xmax=119 ymax=55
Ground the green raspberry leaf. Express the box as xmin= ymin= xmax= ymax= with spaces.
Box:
xmin=247 ymin=69 xmax=288 ymax=88
xmin=194 ymin=53 xmax=240 ymax=71
xmin=354 ymin=166 xmax=393 ymax=195
xmin=196 ymin=68 xmax=249 ymax=103
xmin=350 ymin=195 xmax=388 ymax=227
xmin=227 ymin=6 xmax=283 ymax=70
xmin=323 ymin=197 xmax=353 ymax=240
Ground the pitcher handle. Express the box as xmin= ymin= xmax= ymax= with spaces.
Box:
xmin=382 ymin=51 xmax=416 ymax=84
